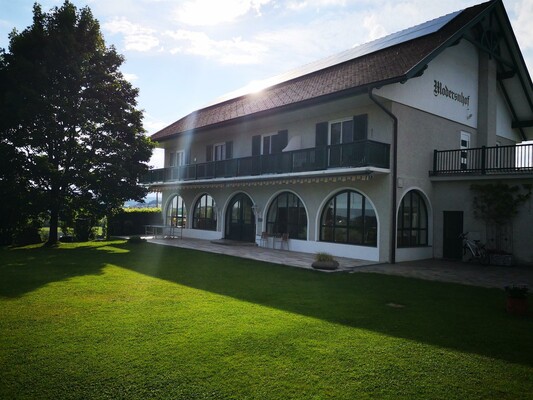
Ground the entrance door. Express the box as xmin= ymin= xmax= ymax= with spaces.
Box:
xmin=443 ymin=211 xmax=463 ymax=260
xmin=460 ymin=131 xmax=470 ymax=170
xmin=225 ymin=193 xmax=256 ymax=242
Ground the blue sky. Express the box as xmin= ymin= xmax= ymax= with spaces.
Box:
xmin=1 ymin=0 xmax=532 ymax=168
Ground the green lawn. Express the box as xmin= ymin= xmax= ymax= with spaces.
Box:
xmin=1 ymin=241 xmax=532 ymax=399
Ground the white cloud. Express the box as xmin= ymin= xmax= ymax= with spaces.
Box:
xmin=143 ymin=113 xmax=167 ymax=135
xmin=285 ymin=0 xmax=348 ymax=11
xmin=165 ymin=30 xmax=268 ymax=64
xmin=123 ymin=73 xmax=139 ymax=82
xmin=174 ymin=0 xmax=272 ymax=26
xmin=513 ymin=0 xmax=533 ymax=50
xmin=103 ymin=17 xmax=159 ymax=52
xmin=362 ymin=14 xmax=387 ymax=41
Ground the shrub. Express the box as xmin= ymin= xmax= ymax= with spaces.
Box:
xmin=315 ymin=252 xmax=335 ymax=262
xmin=74 ymin=218 xmax=92 ymax=242
xmin=127 ymin=235 xmax=146 ymax=244
xmin=13 ymin=222 xmax=42 ymax=246
xmin=108 ymin=208 xmax=162 ymax=236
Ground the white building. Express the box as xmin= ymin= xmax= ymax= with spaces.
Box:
xmin=144 ymin=0 xmax=533 ymax=264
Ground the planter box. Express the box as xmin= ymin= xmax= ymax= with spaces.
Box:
xmin=489 ymin=254 xmax=513 ymax=266
xmin=311 ymin=260 xmax=339 ymax=271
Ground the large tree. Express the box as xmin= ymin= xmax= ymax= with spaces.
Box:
xmin=0 ymin=1 xmax=153 ymax=244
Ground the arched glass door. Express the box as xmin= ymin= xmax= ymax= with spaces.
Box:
xmin=225 ymin=193 xmax=255 ymax=242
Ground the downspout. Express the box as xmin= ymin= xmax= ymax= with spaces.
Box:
xmin=369 ymin=88 xmax=398 ymax=264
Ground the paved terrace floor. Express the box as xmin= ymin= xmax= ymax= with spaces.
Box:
xmin=146 ymin=237 xmax=532 ymax=290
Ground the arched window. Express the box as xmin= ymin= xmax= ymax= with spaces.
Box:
xmin=266 ymin=192 xmax=307 ymax=240
xmin=193 ymin=194 xmax=217 ymax=231
xmin=397 ymin=190 xmax=428 ymax=247
xmin=166 ymin=195 xmax=186 ymax=228
xmin=320 ymin=190 xmax=377 ymax=246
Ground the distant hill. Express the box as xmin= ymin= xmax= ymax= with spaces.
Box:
xmin=124 ymin=193 xmax=161 ymax=208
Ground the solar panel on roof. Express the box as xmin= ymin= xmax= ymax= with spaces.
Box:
xmin=208 ymin=9 xmax=462 ymax=107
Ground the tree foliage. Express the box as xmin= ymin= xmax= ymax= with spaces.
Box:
xmin=0 ymin=1 xmax=153 ymax=244
xmin=471 ymin=183 xmax=532 ymax=226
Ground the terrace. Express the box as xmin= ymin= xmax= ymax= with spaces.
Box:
xmin=430 ymin=142 xmax=533 ymax=177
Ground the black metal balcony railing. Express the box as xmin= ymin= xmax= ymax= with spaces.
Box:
xmin=431 ymin=143 xmax=533 ymax=176
xmin=142 ymin=140 xmax=390 ymax=184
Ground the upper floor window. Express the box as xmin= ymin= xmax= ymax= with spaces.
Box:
xmin=397 ymin=190 xmax=428 ymax=247
xmin=316 ymin=114 xmax=368 ymax=147
xmin=266 ymin=192 xmax=307 ymax=240
xmin=167 ymin=195 xmax=186 ymax=228
xmin=262 ymin=133 xmax=277 ymax=155
xmin=214 ymin=143 xmax=226 ymax=161
xmin=252 ymin=130 xmax=288 ymax=156
xmin=320 ymin=190 xmax=377 ymax=247
xmin=169 ymin=150 xmax=186 ymax=167
xmin=206 ymin=141 xmax=233 ymax=162
xmin=330 ymin=119 xmax=354 ymax=146
xmin=193 ymin=194 xmax=217 ymax=231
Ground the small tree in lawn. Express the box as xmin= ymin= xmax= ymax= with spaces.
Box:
xmin=0 ymin=1 xmax=153 ymax=245
xmin=470 ymin=183 xmax=532 ymax=254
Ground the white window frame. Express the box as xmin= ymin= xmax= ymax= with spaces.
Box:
xmin=176 ymin=150 xmax=185 ymax=166
xmin=460 ymin=131 xmax=471 ymax=170
xmin=213 ymin=143 xmax=226 ymax=161
xmin=261 ymin=133 xmax=276 ymax=155
xmin=328 ymin=118 xmax=352 ymax=145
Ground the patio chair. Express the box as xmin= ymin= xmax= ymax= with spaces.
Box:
xmin=259 ymin=231 xmax=270 ymax=247
xmin=274 ymin=233 xmax=289 ymax=250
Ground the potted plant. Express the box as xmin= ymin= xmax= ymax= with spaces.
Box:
xmin=312 ymin=252 xmax=339 ymax=270
xmin=504 ymin=284 xmax=528 ymax=315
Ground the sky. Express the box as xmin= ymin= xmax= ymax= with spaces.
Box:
xmin=1 ymin=0 xmax=532 ymax=168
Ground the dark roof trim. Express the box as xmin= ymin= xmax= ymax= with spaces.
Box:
xmin=404 ymin=0 xmax=498 ymax=80
xmin=512 ymin=120 xmax=533 ymax=129
xmin=493 ymin=2 xmax=533 ymax=112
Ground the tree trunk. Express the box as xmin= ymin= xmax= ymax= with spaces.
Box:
xmin=105 ymin=212 xmax=112 ymax=240
xmin=46 ymin=205 xmax=59 ymax=246
xmin=46 ymin=183 xmax=61 ymax=246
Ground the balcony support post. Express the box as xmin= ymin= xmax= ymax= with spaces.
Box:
xmin=369 ymin=88 xmax=398 ymax=264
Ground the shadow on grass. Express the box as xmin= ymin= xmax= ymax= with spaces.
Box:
xmin=0 ymin=243 xmax=112 ymax=298
xmin=1 ymin=241 xmax=532 ymax=367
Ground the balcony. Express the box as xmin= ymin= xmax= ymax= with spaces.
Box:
xmin=430 ymin=143 xmax=533 ymax=176
xmin=142 ymin=140 xmax=390 ymax=184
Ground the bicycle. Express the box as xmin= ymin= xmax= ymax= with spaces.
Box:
xmin=459 ymin=232 xmax=489 ymax=265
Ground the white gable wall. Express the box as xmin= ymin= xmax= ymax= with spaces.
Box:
xmin=496 ymin=86 xmax=522 ymax=143
xmin=376 ymin=40 xmax=478 ymax=129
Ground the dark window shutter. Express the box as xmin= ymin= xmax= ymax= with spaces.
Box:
xmin=225 ymin=141 xmax=233 ymax=159
xmin=276 ymin=130 xmax=288 ymax=152
xmin=272 ymin=130 xmax=288 ymax=153
xmin=353 ymin=114 xmax=368 ymax=141
xmin=252 ymin=135 xmax=261 ymax=156
xmin=315 ymin=122 xmax=328 ymax=146
xmin=185 ymin=149 xmax=191 ymax=164
xmin=206 ymin=144 xmax=213 ymax=162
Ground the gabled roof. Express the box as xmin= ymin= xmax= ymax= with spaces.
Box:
xmin=152 ymin=0 xmax=533 ymax=142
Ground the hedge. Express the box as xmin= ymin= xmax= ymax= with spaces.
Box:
xmin=108 ymin=208 xmax=162 ymax=236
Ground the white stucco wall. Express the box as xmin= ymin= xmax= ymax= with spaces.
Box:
xmin=376 ymin=39 xmax=479 ymax=129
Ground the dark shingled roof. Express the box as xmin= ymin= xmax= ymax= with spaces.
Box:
xmin=151 ymin=1 xmax=494 ymax=142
